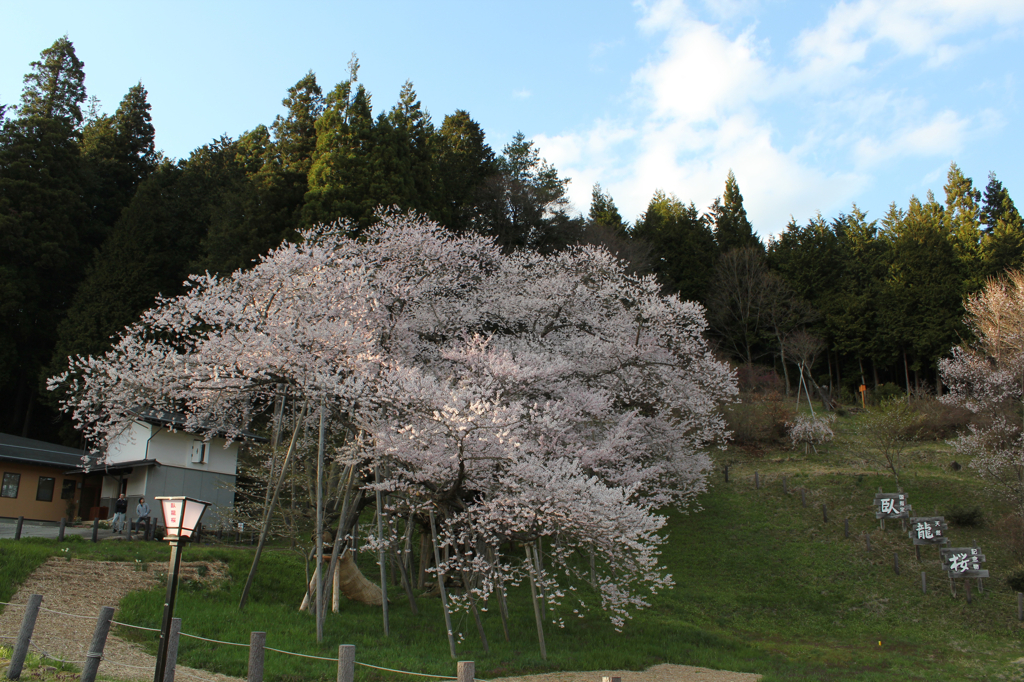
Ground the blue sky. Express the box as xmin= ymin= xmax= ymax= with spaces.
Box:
xmin=3 ymin=0 xmax=1022 ymax=239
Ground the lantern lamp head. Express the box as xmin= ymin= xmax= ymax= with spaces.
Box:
xmin=156 ymin=496 xmax=210 ymax=541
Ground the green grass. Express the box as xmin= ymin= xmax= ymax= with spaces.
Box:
xmin=4 ymin=408 xmax=1024 ymax=681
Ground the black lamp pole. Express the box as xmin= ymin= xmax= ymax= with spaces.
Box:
xmin=153 ymin=537 xmax=185 ymax=682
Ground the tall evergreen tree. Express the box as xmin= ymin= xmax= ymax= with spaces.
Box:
xmin=980 ymin=172 xmax=1024 ymax=277
xmin=0 ymin=37 xmax=89 ymax=438
xmin=475 ymin=131 xmax=575 ymax=253
xmin=79 ymin=83 xmax=156 ymax=244
xmin=944 ymin=163 xmax=983 ymax=287
xmin=632 ymin=190 xmax=717 ymax=303
xmin=18 ymin=35 xmax=86 ymax=124
xmin=711 ymin=170 xmax=760 ymax=251
xmin=588 ymin=183 xmax=627 ymax=233
xmin=431 ymin=109 xmax=495 ymax=233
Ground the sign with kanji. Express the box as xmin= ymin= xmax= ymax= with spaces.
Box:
xmin=907 ymin=517 xmax=949 ymax=545
xmin=874 ymin=492 xmax=909 ymax=519
xmin=941 ymin=547 xmax=989 ymax=578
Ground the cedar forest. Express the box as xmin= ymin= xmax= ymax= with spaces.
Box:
xmin=3 ymin=35 xmax=1023 ymax=447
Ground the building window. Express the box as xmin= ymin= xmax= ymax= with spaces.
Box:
xmin=61 ymin=479 xmax=76 ymax=500
xmin=191 ymin=439 xmax=208 ymax=464
xmin=36 ymin=477 xmax=56 ymax=502
xmin=1 ymin=472 xmax=20 ymax=498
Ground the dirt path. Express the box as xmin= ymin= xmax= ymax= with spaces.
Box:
xmin=0 ymin=558 xmax=760 ymax=682
xmin=0 ymin=557 xmax=240 ymax=682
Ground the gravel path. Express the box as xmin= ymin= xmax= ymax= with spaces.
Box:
xmin=0 ymin=558 xmax=761 ymax=682
xmin=0 ymin=557 xmax=240 ymax=682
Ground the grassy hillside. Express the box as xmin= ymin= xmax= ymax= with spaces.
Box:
xmin=3 ymin=405 xmax=1023 ymax=681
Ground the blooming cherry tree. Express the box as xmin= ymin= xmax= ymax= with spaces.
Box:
xmin=941 ymin=270 xmax=1024 ymax=517
xmin=51 ymin=210 xmax=736 ymax=636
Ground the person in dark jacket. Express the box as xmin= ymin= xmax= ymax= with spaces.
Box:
xmin=112 ymin=494 xmax=128 ymax=533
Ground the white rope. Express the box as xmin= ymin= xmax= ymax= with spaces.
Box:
xmin=178 ymin=632 xmax=250 ymax=647
xmin=0 ymin=600 xmax=24 ymax=608
xmin=111 ymin=619 xmax=161 ymax=632
xmin=354 ymin=661 xmax=460 ymax=679
xmin=264 ymin=646 xmax=334 ymax=661
xmin=27 ymin=642 xmax=88 ymax=666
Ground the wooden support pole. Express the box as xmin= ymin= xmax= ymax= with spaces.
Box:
xmin=337 ymin=645 xmax=355 ymax=682
xmin=8 ymin=593 xmax=42 ymax=680
xmin=80 ymin=605 xmax=114 ymax=682
xmin=525 ymin=544 xmax=547 ymax=661
xmin=800 ymin=489 xmax=807 ymax=507
xmin=248 ymin=632 xmax=265 ymax=682
xmin=429 ymin=511 xmax=457 ymax=660
xmin=966 ymin=579 xmax=972 ymax=604
xmin=163 ymin=618 xmax=181 ymax=682
xmin=915 ymin=545 xmax=921 ymax=563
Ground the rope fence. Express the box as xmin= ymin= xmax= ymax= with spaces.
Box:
xmin=2 ymin=597 xmax=486 ymax=682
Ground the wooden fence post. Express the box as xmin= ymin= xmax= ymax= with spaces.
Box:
xmin=8 ymin=593 xmax=42 ymax=680
xmin=822 ymin=504 xmax=827 ymax=523
xmin=723 ymin=465 xmax=729 ymax=483
xmin=893 ymin=552 xmax=900 ymax=576
xmin=457 ymin=661 xmax=475 ymax=682
xmin=92 ymin=517 xmax=99 ymax=543
xmin=800 ymin=489 xmax=807 ymax=507
xmin=163 ymin=618 xmax=181 ymax=682
xmin=14 ymin=516 xmax=23 ymax=540
xmin=844 ymin=518 xmax=849 ymax=538
xmin=966 ymin=580 xmax=972 ymax=604
xmin=337 ymin=645 xmax=355 ymax=682
xmin=783 ymin=475 xmax=788 ymax=494
xmin=79 ymin=606 xmax=114 ymax=682
xmin=921 ymin=572 xmax=927 ymax=594
xmin=58 ymin=517 xmax=66 ymax=542
xmin=248 ymin=632 xmax=265 ymax=682
xmin=754 ymin=471 xmax=760 ymax=489
xmin=864 ymin=531 xmax=871 ymax=552
xmin=1018 ymin=593 xmax=1023 ymax=622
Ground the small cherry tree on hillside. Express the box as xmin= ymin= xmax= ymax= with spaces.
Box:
xmin=51 ymin=210 xmax=736 ymax=641
xmin=940 ymin=269 xmax=1024 ymax=518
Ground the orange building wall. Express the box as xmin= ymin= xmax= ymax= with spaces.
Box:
xmin=0 ymin=462 xmax=82 ymax=522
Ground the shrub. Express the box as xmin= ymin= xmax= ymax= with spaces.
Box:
xmin=788 ymin=413 xmax=836 ymax=453
xmin=995 ymin=514 xmax=1024 ymax=562
xmin=945 ymin=505 xmax=985 ymax=527
xmin=863 ymin=397 xmax=920 ymax=487
xmin=1007 ymin=565 xmax=1024 ymax=593
xmin=871 ymin=383 xmax=905 ymax=405
xmin=911 ymin=397 xmax=972 ymax=440
xmin=723 ymin=392 xmax=794 ymax=447
xmin=736 ymin=365 xmax=785 ymax=395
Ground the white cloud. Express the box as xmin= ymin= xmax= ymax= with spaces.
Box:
xmin=536 ymin=0 xmax=1023 ymax=237
xmin=513 ymin=89 xmax=532 ymax=99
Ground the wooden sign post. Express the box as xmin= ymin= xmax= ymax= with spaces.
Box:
xmin=941 ymin=547 xmax=988 ymax=599
xmin=874 ymin=491 xmax=910 ymax=530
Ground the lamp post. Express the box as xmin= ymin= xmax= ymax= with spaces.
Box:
xmin=153 ymin=496 xmax=210 ymax=682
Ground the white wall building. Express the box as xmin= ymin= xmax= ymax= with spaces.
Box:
xmin=92 ymin=410 xmax=263 ymax=528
